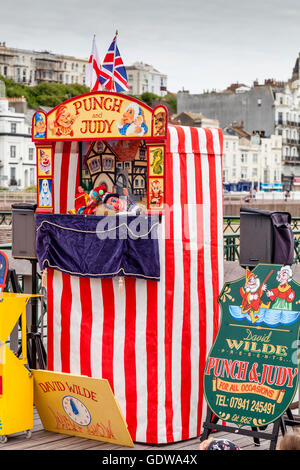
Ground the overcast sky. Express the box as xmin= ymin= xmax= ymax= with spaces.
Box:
xmin=1 ymin=0 xmax=300 ymax=93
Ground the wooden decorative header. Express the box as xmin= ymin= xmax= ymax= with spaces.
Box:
xmin=32 ymin=92 xmax=168 ymax=142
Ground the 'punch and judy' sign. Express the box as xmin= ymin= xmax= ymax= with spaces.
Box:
xmin=32 ymin=92 xmax=167 ymax=141
xmin=204 ymin=264 xmax=300 ymax=428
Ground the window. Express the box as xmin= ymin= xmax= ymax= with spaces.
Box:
xmin=252 ymin=168 xmax=258 ymax=177
xmin=241 ymin=153 xmax=247 ymax=164
xmin=28 ymin=148 xmax=34 ymax=160
xmin=11 ymin=122 xmax=17 ymax=134
xmin=241 ymin=167 xmax=248 ymax=179
xmin=139 ymin=149 xmax=146 ymax=160
xmin=10 ymin=167 xmax=16 ymax=178
xmin=223 ymin=169 xmax=228 ymax=183
xmin=253 ymin=153 xmax=258 ymax=164
xmin=124 ymin=162 xmax=130 ymax=169
xmin=103 ymin=158 xmax=113 ymax=170
xmin=30 ymin=167 xmax=34 ymax=185
xmin=10 ymin=146 xmax=16 ymax=158
xmin=232 ymin=154 xmax=236 ymax=166
xmin=274 ymin=169 xmax=280 ymax=182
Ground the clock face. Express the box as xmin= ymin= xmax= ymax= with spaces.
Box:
xmin=62 ymin=396 xmax=91 ymax=426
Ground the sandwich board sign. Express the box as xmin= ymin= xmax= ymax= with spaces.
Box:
xmin=33 ymin=369 xmax=134 ymax=447
xmin=204 ymin=264 xmax=300 ymax=428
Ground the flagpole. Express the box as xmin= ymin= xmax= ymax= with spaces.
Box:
xmin=90 ymin=34 xmax=96 ymax=92
xmin=111 ymin=30 xmax=118 ymax=92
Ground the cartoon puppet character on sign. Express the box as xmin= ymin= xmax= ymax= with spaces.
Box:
xmin=240 ymin=269 xmax=271 ymax=323
xmin=266 ymin=265 xmax=295 ymax=310
xmin=117 ymin=103 xmax=148 ymax=137
xmin=48 ymin=105 xmax=76 ymax=137
xmin=149 ymin=179 xmax=163 ymax=208
xmin=153 ymin=109 xmax=166 ymax=136
xmin=34 ymin=113 xmax=46 ymax=138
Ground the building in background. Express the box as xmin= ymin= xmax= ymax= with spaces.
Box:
xmin=177 ymin=54 xmax=300 ymax=189
xmin=222 ymin=125 xmax=282 ymax=192
xmin=0 ymin=43 xmax=169 ymax=99
xmin=0 ymin=42 xmax=88 ymax=86
xmin=126 ymin=62 xmax=167 ymax=96
xmin=172 ymin=112 xmax=219 ymax=129
xmin=0 ymin=93 xmax=36 ymax=188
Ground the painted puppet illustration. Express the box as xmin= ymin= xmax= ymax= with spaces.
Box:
xmin=117 ymin=103 xmax=148 ymax=137
xmin=39 ymin=179 xmax=53 ymax=207
xmin=48 ymin=105 xmax=76 ymax=137
xmin=228 ymin=264 xmax=300 ymax=327
xmin=38 ymin=149 xmax=51 ymax=175
xmin=266 ymin=265 xmax=295 ymax=310
xmin=149 ymin=179 xmax=163 ymax=208
xmin=34 ymin=113 xmax=46 ymax=138
xmin=153 ymin=108 xmax=166 ymax=136
xmin=240 ymin=269 xmax=271 ymax=324
xmin=150 ymin=148 xmax=164 ymax=176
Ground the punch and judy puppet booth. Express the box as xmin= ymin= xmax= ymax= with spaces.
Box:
xmin=32 ymin=92 xmax=224 ymax=444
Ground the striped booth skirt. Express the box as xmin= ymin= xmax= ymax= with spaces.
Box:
xmin=46 ymin=125 xmax=224 ymax=443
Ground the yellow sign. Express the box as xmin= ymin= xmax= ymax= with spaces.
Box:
xmin=0 ymin=293 xmax=41 ymax=439
xmin=32 ymin=369 xmax=134 ymax=447
xmin=45 ymin=93 xmax=153 ymax=140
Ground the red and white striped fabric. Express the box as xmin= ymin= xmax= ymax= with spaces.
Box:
xmin=53 ymin=141 xmax=80 ymax=214
xmin=47 ymin=126 xmax=224 ymax=443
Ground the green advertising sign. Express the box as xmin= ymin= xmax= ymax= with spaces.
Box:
xmin=204 ymin=264 xmax=300 ymax=428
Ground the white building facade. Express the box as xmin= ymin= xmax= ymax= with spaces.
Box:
xmin=0 ymin=97 xmax=36 ymax=188
xmin=273 ymin=79 xmax=300 ymax=175
xmin=126 ymin=62 xmax=168 ymax=96
xmin=223 ymin=133 xmax=282 ymax=190
xmin=0 ymin=42 xmax=88 ymax=86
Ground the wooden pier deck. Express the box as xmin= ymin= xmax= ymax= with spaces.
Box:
xmin=0 ymin=407 xmax=295 ymax=451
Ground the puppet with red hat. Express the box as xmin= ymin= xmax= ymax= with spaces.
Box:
xmin=240 ymin=269 xmax=270 ymax=324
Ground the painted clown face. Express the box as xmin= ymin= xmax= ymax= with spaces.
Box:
xmin=105 ymin=196 xmax=126 ymax=212
xmin=57 ymin=107 xmax=74 ymax=128
xmin=151 ymin=181 xmax=161 ymax=195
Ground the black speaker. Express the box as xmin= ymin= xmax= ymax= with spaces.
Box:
xmin=12 ymin=203 xmax=37 ymax=259
xmin=239 ymin=207 xmax=294 ymax=268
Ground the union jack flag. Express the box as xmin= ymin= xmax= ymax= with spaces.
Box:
xmin=85 ymin=35 xmax=102 ymax=91
xmin=98 ymin=31 xmax=129 ymax=93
